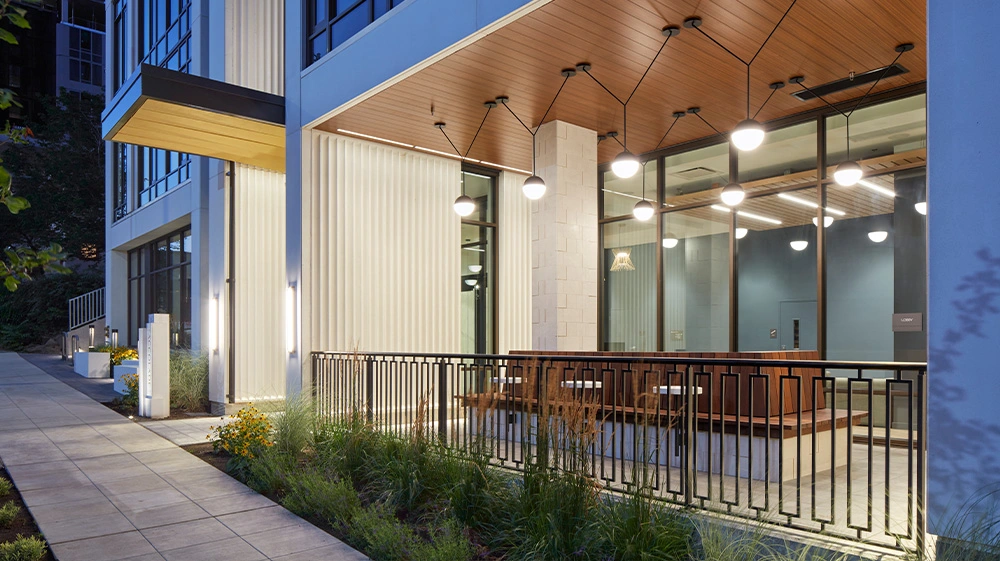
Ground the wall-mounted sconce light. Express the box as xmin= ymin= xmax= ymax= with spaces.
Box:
xmin=210 ymin=295 xmax=220 ymax=353
xmin=88 ymin=324 xmax=95 ymax=349
xmin=111 ymin=329 xmax=118 ymax=348
xmin=286 ymin=282 xmax=297 ymax=355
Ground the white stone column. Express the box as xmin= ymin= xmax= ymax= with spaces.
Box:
xmin=531 ymin=120 xmax=599 ymax=351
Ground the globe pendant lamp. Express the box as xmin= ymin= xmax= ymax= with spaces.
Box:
xmin=834 ymin=160 xmax=863 ymax=186
xmin=735 ymin=227 xmax=749 ymax=240
xmin=731 ymin=119 xmax=765 ymax=152
xmin=522 ymin=133 xmax=546 ymax=200
xmin=454 ymin=194 xmax=476 ymax=217
xmin=632 ymin=161 xmax=655 ymax=221
xmin=435 ymin=103 xmax=495 ymax=217
xmin=720 ymin=182 xmax=745 ymax=206
xmin=613 ymin=150 xmax=641 ymax=179
xmin=662 ymin=234 xmax=679 ymax=249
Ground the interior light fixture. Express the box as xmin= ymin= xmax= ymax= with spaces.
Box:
xmin=735 ymin=227 xmax=749 ymax=239
xmin=777 ymin=192 xmax=846 ymax=215
xmin=711 ymin=205 xmax=782 ymax=225
xmin=336 ymin=129 xmax=414 ymax=149
xmin=914 ymin=201 xmax=927 ymax=215
xmin=464 ymin=279 xmax=478 ymax=286
xmin=436 ymin=103 xmax=496 ymax=216
xmin=790 ymin=240 xmax=809 ymax=251
xmin=499 ymin=70 xmax=577 ymax=200
xmin=209 ymin=294 xmax=220 ymax=353
xmin=790 ymin=44 xmax=913 ymax=187
xmin=577 ymin=26 xmax=680 ymax=177
xmin=868 ymin=231 xmax=888 ymax=243
xmin=720 ymin=183 xmax=746 ymax=206
xmin=632 ymin=160 xmax=655 ymax=221
xmin=468 ymin=265 xmax=483 ymax=273
xmin=811 ymin=216 xmax=835 ymax=228
xmin=662 ymin=234 xmax=679 ymax=249
xmin=685 ymin=13 xmax=795 ymax=152
xmin=610 ymin=247 xmax=636 ymax=272
xmin=858 ymin=179 xmax=896 ymax=198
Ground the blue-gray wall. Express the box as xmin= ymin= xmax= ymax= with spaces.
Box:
xmin=928 ymin=0 xmax=1000 ymax=537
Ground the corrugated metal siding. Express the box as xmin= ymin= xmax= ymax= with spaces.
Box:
xmin=305 ymin=132 xmax=461 ymax=354
xmin=498 ymin=171 xmax=532 ymax=353
xmin=233 ymin=164 xmax=287 ymax=401
xmin=225 ymin=0 xmax=284 ymax=95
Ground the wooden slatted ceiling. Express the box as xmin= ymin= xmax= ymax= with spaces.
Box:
xmin=114 ymin=99 xmax=286 ymax=172
xmin=317 ymin=0 xmax=925 ymax=172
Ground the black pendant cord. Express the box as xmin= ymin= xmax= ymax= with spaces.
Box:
xmin=790 ymin=44 xmax=912 ymax=161
xmin=582 ymin=28 xmax=678 ymax=151
xmin=689 ymin=0 xmax=798 ymax=120
xmin=652 ymin=112 xmax=685 ymax=152
xmin=436 ymin=102 xmax=495 ymax=195
xmin=500 ymin=71 xmax=575 ymax=175
xmin=687 ymin=107 xmax=723 ymax=136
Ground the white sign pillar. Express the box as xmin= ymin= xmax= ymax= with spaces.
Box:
xmin=137 ymin=313 xmax=170 ymax=419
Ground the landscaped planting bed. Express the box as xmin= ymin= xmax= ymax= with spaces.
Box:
xmin=189 ymin=396 xmax=948 ymax=561
xmin=0 ymin=469 xmax=51 ymax=561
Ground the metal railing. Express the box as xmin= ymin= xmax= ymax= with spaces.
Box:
xmin=312 ymin=351 xmax=927 ymax=554
xmin=68 ymin=287 xmax=105 ymax=331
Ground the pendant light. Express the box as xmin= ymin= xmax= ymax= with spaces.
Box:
xmin=811 ymin=216 xmax=834 ymax=228
xmin=721 ymin=183 xmax=745 ymax=206
xmin=632 ymin=160 xmax=654 ymax=221
xmin=735 ymin=227 xmax=749 ymax=240
xmin=436 ymin=102 xmax=496 ymax=217
xmin=790 ymin=44 xmax=913 ymax=188
xmin=868 ymin=231 xmax=888 ymax=243
xmin=498 ymin=70 xmax=577 ymax=201
xmin=790 ymin=240 xmax=809 ymax=251
xmin=662 ymin=235 xmax=679 ymax=249
xmin=578 ymin=25 xmax=680 ymax=178
xmin=685 ymin=5 xmax=797 ymax=153
xmin=914 ymin=201 xmax=927 ymax=216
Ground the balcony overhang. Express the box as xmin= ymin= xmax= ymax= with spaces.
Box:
xmin=102 ymin=64 xmax=286 ymax=172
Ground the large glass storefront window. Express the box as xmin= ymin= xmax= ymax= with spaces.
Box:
xmin=598 ymin=92 xmax=926 ymax=358
xmin=460 ymin=170 xmax=496 ymax=354
xmin=603 ymin=219 xmax=657 ymax=351
xmin=128 ymin=227 xmax=192 ymax=348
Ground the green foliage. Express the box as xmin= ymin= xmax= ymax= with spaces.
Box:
xmin=245 ymin=446 xmax=294 ymax=496
xmin=212 ymin=404 xmax=273 ymax=477
xmin=0 ymin=269 xmax=102 ymax=350
xmin=601 ymin=493 xmax=691 ymax=561
xmin=346 ymin=504 xmax=472 ymax=561
xmin=0 ymin=500 xmax=18 ymax=528
xmin=169 ymin=350 xmax=209 ymax=411
xmin=93 ymin=345 xmax=138 ymax=366
xmin=281 ymin=470 xmax=360 ymax=529
xmin=120 ymin=372 xmax=139 ymax=409
xmin=0 ymin=535 xmax=47 ymax=561
xmin=270 ymin=395 xmax=315 ymax=458
xmin=0 ymin=477 xmax=10 ymax=497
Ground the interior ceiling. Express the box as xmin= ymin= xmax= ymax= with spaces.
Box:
xmin=317 ymin=0 xmax=926 ymax=170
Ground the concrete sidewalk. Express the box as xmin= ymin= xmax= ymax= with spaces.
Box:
xmin=0 ymin=352 xmax=367 ymax=561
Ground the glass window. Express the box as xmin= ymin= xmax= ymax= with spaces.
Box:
xmin=602 ymin=162 xmax=657 ymax=219
xmin=662 ymin=209 xmax=730 ymax=352
xmin=114 ymin=0 xmax=129 ymax=89
xmin=141 ymin=0 xmax=192 ymax=72
xmin=139 ymin=147 xmax=191 ymax=207
xmin=662 ymin=143 xmax=729 ymax=208
xmin=738 ymin=121 xmax=817 ymax=183
xmin=304 ymin=0 xmax=404 ymax=68
xmin=460 ymin=169 xmax=496 ymax=354
xmin=826 ymin=94 xmax=926 ymax=167
xmin=128 ymin=227 xmax=193 ymax=348
xmin=736 ymin=188 xmax=818 ymax=353
xmin=113 ymin=144 xmax=128 ymax=221
xmin=603 ymin=219 xmax=657 ymax=351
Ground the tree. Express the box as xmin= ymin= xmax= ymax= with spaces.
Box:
xmin=0 ymin=91 xmax=105 ymax=259
xmin=0 ymin=0 xmax=69 ymax=291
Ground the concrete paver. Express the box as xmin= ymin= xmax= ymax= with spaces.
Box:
xmin=0 ymin=352 xmax=367 ymax=560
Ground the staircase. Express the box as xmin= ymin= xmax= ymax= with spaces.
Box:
xmin=64 ymin=287 xmax=106 ymax=358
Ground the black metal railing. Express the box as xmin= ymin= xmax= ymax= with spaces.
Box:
xmin=311 ymin=351 xmax=927 ymax=553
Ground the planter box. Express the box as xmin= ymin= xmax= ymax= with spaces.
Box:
xmin=73 ymin=351 xmax=111 ymax=379
xmin=113 ymin=360 xmax=140 ymax=394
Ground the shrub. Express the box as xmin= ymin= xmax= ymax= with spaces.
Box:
xmin=245 ymin=446 xmax=294 ymax=496
xmin=170 ymin=350 xmax=208 ymax=411
xmin=0 ymin=270 xmax=102 ymax=351
xmin=92 ymin=345 xmax=138 ymax=366
xmin=120 ymin=372 xmax=139 ymax=409
xmin=271 ymin=395 xmax=315 ymax=458
xmin=281 ymin=470 xmax=361 ymax=529
xmin=211 ymin=404 xmax=273 ymax=475
xmin=0 ymin=501 xmax=18 ymax=528
xmin=0 ymin=535 xmax=47 ymax=561
xmin=346 ymin=504 xmax=472 ymax=561
xmin=0 ymin=477 xmax=11 ymax=497
xmin=600 ymin=493 xmax=691 ymax=561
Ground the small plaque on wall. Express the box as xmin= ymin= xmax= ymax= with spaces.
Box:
xmin=670 ymin=330 xmax=684 ymax=341
xmin=893 ymin=313 xmax=923 ymax=332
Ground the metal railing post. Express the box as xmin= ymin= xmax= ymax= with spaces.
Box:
xmin=365 ymin=356 xmax=374 ymax=424
xmin=684 ymin=365 xmax=695 ymax=505
xmin=438 ymin=360 xmax=449 ymax=442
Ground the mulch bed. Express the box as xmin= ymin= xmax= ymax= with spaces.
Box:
xmin=182 ymin=442 xmax=231 ymax=473
xmin=102 ymin=398 xmax=211 ymax=421
xmin=0 ymin=466 xmax=56 ymax=561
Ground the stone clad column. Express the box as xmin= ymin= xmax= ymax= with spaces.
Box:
xmin=531 ymin=120 xmax=599 ymax=351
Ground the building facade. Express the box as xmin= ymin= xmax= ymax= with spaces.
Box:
xmin=101 ymin=0 xmax=1000 ymax=548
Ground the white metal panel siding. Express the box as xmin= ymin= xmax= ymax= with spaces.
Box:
xmin=306 ymin=132 xmax=461 ymax=354
xmin=225 ymin=0 xmax=284 ymax=95
xmin=498 ymin=171 xmax=532 ymax=353
xmin=234 ymin=164 xmax=287 ymax=401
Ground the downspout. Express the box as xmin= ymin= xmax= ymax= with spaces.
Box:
xmin=227 ymin=162 xmax=236 ymax=403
